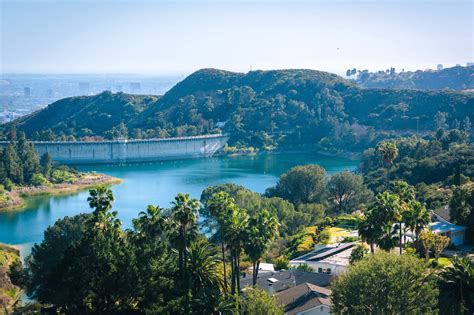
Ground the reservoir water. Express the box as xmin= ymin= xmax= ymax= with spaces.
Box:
xmin=0 ymin=153 xmax=358 ymax=254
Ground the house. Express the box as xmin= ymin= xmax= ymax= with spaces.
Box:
xmin=430 ymin=221 xmax=468 ymax=246
xmin=240 ymin=270 xmax=333 ymax=294
xmin=432 ymin=205 xmax=468 ymax=246
xmin=276 ymin=283 xmax=332 ymax=315
xmin=290 ymin=242 xmax=356 ymax=275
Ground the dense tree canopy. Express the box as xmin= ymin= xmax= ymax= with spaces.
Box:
xmin=332 ymin=251 xmax=438 ymax=314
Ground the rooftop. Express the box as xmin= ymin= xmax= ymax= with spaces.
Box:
xmin=292 ymin=242 xmax=356 ymax=262
xmin=276 ymin=282 xmax=332 ymax=315
xmin=430 ymin=221 xmax=468 ymax=234
xmin=240 ymin=270 xmax=333 ymax=294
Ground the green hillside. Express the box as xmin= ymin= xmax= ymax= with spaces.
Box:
xmin=2 ymin=68 xmax=473 ymax=151
xmin=355 ymin=65 xmax=474 ymax=90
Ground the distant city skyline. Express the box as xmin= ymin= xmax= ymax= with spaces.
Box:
xmin=0 ymin=0 xmax=472 ymax=75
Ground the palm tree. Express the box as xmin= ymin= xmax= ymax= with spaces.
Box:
xmin=377 ymin=141 xmax=399 ymax=188
xmin=206 ymin=192 xmax=236 ymax=293
xmin=244 ymin=209 xmax=279 ymax=286
xmin=405 ymin=201 xmax=431 ymax=243
xmin=223 ymin=205 xmax=249 ymax=295
xmin=438 ymin=256 xmax=474 ymax=314
xmin=170 ymin=193 xmax=200 ymax=284
xmin=87 ymin=185 xmax=118 ymax=231
xmin=132 ymin=205 xmax=166 ymax=240
xmin=187 ymin=238 xmax=225 ymax=314
xmin=358 ymin=215 xmax=379 ymax=253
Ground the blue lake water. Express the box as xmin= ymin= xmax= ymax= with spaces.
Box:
xmin=0 ymin=153 xmax=359 ymax=255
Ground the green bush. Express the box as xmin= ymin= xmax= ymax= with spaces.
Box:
xmin=273 ymin=256 xmax=290 ymax=271
xmin=51 ymin=169 xmax=77 ymax=184
xmin=30 ymin=173 xmax=52 ymax=187
xmin=3 ymin=179 xmax=14 ymax=191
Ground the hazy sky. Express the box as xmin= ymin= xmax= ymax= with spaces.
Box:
xmin=1 ymin=0 xmax=472 ymax=75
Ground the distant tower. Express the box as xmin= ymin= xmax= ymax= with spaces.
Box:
xmin=437 ymin=64 xmax=443 ymax=71
xmin=130 ymin=82 xmax=141 ymax=94
xmin=79 ymin=82 xmax=90 ymax=95
xmin=24 ymin=87 xmax=31 ymax=97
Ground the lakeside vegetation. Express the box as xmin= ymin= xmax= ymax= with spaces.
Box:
xmin=1 ymin=124 xmax=472 ymax=313
xmin=0 ymin=243 xmax=21 ymax=311
xmin=3 ymin=69 xmax=472 ymax=155
xmin=0 ymin=133 xmax=121 ymax=212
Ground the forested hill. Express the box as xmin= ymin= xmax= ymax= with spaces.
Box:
xmin=3 ymin=68 xmax=473 ymax=151
xmin=354 ymin=65 xmax=474 ymax=90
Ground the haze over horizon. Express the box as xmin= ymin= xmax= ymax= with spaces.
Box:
xmin=1 ymin=0 xmax=473 ymax=76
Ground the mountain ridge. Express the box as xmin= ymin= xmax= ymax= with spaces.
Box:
xmin=2 ymin=68 xmax=473 ymax=150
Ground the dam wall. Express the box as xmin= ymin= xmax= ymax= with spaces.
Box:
xmin=0 ymin=134 xmax=229 ymax=165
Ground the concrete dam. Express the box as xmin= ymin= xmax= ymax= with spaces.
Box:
xmin=14 ymin=134 xmax=229 ymax=165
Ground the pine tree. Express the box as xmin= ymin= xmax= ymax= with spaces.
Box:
xmin=4 ymin=143 xmax=23 ymax=184
xmin=40 ymin=152 xmax=52 ymax=178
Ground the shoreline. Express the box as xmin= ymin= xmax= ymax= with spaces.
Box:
xmin=0 ymin=174 xmax=123 ymax=213
xmin=217 ymin=148 xmax=362 ymax=160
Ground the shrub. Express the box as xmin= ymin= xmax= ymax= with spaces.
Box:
xmin=273 ymin=256 xmax=290 ymax=271
xmin=30 ymin=173 xmax=52 ymax=187
xmin=51 ymin=169 xmax=77 ymax=184
xmin=3 ymin=179 xmax=14 ymax=191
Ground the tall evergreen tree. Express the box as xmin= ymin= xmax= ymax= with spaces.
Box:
xmin=40 ymin=152 xmax=52 ymax=178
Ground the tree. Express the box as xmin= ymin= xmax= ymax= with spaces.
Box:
xmin=435 ymin=111 xmax=448 ymax=130
xmin=22 ymin=214 xmax=92 ymax=306
xmin=40 ymin=153 xmax=52 ymax=178
xmin=239 ymin=288 xmax=284 ymax=315
xmin=419 ymin=230 xmax=450 ymax=260
xmin=437 ymin=256 xmax=474 ymax=315
xmin=170 ymin=193 xmax=200 ymax=288
xmin=327 ymin=171 xmax=372 ymax=214
xmin=332 ymin=251 xmax=438 ymax=314
xmin=131 ymin=205 xmax=180 ymax=314
xmin=17 ymin=135 xmax=40 ymax=183
xmin=187 ymin=238 xmax=224 ymax=313
xmin=463 ymin=116 xmax=472 ymax=139
xmin=449 ymin=185 xmax=473 ymax=228
xmin=223 ymin=205 xmax=249 ymax=295
xmin=2 ymin=143 xmax=23 ymax=184
xmin=206 ymin=191 xmax=238 ymax=293
xmin=358 ymin=215 xmax=379 ymax=253
xmin=243 ymin=209 xmax=279 ymax=286
xmin=266 ymin=165 xmax=327 ymax=205
xmin=404 ymin=200 xmax=431 ymax=243
xmin=377 ymin=141 xmax=399 ymax=188
xmin=87 ymin=185 xmax=115 ymax=215
xmin=349 ymin=244 xmax=368 ymax=264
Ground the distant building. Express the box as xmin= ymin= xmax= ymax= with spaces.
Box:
xmin=130 ymin=82 xmax=141 ymax=93
xmin=437 ymin=64 xmax=443 ymax=71
xmin=24 ymin=87 xmax=31 ymax=97
xmin=467 ymin=62 xmax=474 ymax=67
xmin=79 ymin=82 xmax=90 ymax=95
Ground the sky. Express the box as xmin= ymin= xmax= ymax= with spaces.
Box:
xmin=0 ymin=0 xmax=473 ymax=75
